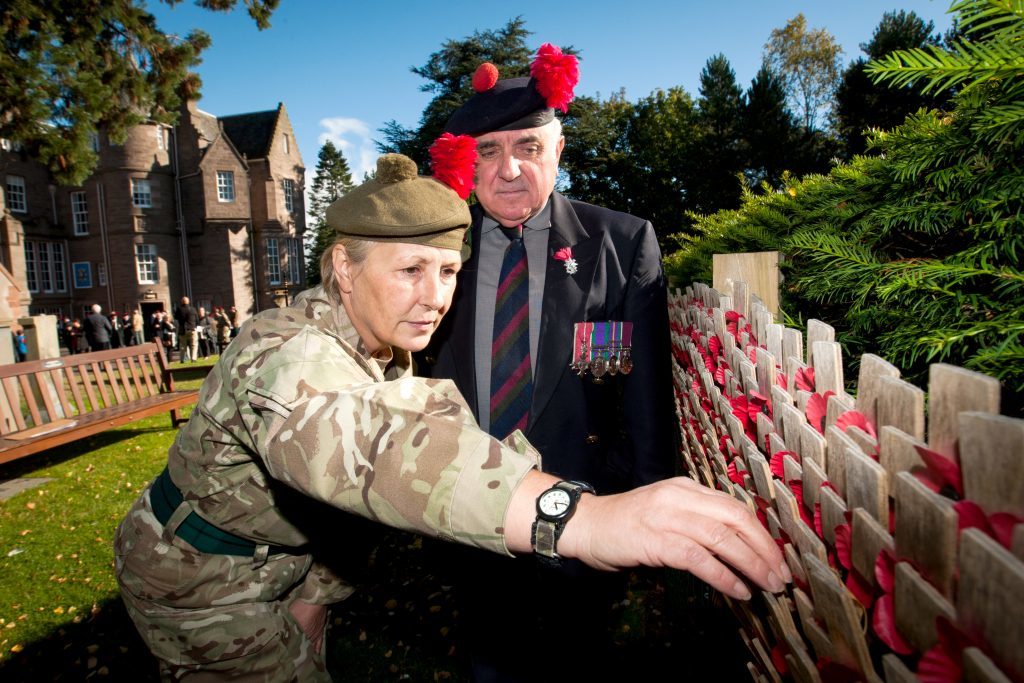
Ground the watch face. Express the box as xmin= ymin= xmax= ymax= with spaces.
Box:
xmin=538 ymin=488 xmax=572 ymax=519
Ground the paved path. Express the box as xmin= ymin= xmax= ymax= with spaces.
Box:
xmin=0 ymin=477 xmax=53 ymax=501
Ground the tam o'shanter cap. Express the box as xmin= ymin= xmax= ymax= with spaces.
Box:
xmin=326 ymin=143 xmax=476 ymax=252
xmin=444 ymin=43 xmax=580 ymax=137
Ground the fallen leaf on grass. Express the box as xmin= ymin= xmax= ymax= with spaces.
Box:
xmin=25 ymin=502 xmax=36 ymax=510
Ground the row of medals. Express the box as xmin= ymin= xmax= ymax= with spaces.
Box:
xmin=572 ymin=347 xmax=633 ymax=377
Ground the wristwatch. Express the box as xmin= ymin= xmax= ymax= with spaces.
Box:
xmin=531 ymin=480 xmax=595 ymax=566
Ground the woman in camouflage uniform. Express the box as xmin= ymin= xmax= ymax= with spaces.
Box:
xmin=115 ymin=153 xmax=788 ymax=681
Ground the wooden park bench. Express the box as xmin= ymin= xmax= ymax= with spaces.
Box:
xmin=0 ymin=342 xmax=199 ymax=466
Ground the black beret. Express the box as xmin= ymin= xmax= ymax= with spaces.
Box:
xmin=444 ymin=77 xmax=555 ymax=137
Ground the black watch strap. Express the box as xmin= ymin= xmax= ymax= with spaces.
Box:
xmin=531 ymin=480 xmax=595 ymax=567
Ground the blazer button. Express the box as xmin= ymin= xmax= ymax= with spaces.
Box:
xmin=423 ymin=355 xmax=436 ymax=364
xmin=584 ymin=434 xmax=600 ymax=445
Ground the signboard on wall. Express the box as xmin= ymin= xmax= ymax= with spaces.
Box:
xmin=72 ymin=262 xmax=92 ymax=289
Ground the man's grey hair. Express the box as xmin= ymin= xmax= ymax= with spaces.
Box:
xmin=91 ymin=304 xmax=101 ymax=314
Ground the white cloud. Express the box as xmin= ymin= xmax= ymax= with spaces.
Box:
xmin=318 ymin=117 xmax=378 ymax=181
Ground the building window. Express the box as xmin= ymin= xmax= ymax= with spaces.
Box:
xmin=98 ymin=262 xmax=107 ymax=287
xmin=52 ymin=242 xmax=66 ymax=292
xmin=1 ymin=139 xmax=10 ymax=151
xmin=155 ymin=126 xmax=166 ymax=151
xmin=5 ymin=175 xmax=27 ymax=213
xmin=217 ymin=171 xmax=235 ymax=202
xmin=134 ymin=216 xmax=148 ymax=232
xmin=135 ymin=243 xmax=158 ymax=284
xmin=287 ymin=238 xmax=302 ymax=284
xmin=89 ymin=132 xmax=100 ymax=152
xmin=267 ymin=237 xmax=281 ymax=285
xmin=282 ymin=178 xmax=295 ymax=213
xmin=24 ymin=240 xmax=67 ymax=293
xmin=132 ymin=178 xmax=152 ymax=208
xmin=71 ymin=191 xmax=89 ymax=235
xmin=283 ymin=134 xmax=290 ymax=154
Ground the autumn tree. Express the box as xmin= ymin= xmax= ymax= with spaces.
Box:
xmin=764 ymin=14 xmax=844 ymax=131
xmin=305 ymin=140 xmax=355 ymax=286
xmin=834 ymin=10 xmax=950 ymax=156
xmin=0 ymin=0 xmax=279 ymax=185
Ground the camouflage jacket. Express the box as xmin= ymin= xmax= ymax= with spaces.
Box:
xmin=166 ymin=286 xmax=539 ymax=603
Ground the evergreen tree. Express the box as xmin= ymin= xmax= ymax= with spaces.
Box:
xmin=377 ymin=18 xmax=537 ymax=166
xmin=559 ymin=91 xmax=634 ymax=213
xmin=764 ymin=14 xmax=844 ymax=131
xmin=692 ymin=54 xmax=746 ymax=213
xmin=743 ymin=65 xmax=799 ymax=187
xmin=834 ymin=11 xmax=949 ymax=157
xmin=666 ymin=0 xmax=1024 ymax=403
xmin=305 ymin=140 xmax=355 ymax=286
xmin=0 ymin=0 xmax=278 ymax=185
xmin=624 ymin=87 xmax=702 ymax=239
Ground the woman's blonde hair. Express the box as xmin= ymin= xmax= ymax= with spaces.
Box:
xmin=320 ymin=237 xmax=375 ymax=303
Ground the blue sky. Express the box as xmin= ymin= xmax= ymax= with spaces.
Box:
xmin=150 ymin=0 xmax=955 ymax=182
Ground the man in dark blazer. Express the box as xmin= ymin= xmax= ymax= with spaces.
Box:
xmin=419 ymin=49 xmax=676 ymax=680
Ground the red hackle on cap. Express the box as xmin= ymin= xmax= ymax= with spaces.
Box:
xmin=530 ymin=43 xmax=579 ymax=112
xmin=429 ymin=133 xmax=478 ymax=200
xmin=472 ymin=63 xmax=500 ymax=93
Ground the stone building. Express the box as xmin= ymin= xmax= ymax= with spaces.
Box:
xmin=0 ymin=99 xmax=306 ymax=332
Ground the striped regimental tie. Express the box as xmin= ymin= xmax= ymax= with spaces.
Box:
xmin=489 ymin=224 xmax=532 ymax=437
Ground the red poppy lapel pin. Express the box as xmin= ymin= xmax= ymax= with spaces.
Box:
xmin=553 ymin=246 xmax=578 ymax=275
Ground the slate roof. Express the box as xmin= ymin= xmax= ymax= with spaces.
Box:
xmin=219 ymin=106 xmax=279 ymax=159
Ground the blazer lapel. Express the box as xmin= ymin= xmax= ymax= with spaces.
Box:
xmin=443 ymin=209 xmax=483 ymax=413
xmin=528 ymin=193 xmax=604 ymax=432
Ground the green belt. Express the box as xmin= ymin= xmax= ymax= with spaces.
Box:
xmin=150 ymin=467 xmax=305 ymax=557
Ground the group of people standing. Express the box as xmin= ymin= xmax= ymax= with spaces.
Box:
xmin=59 ymin=305 xmax=144 ymax=354
xmin=54 ymin=301 xmax=240 ymax=360
xmin=157 ymin=298 xmax=238 ymax=362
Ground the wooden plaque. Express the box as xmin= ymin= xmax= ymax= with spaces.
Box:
xmin=893 ymin=561 xmax=956 ymax=653
xmin=876 ymin=375 xmax=926 ymax=441
xmin=879 ymin=425 xmax=926 ymax=480
xmin=958 ymin=529 xmax=1024 ymax=682
xmin=851 ymin=509 xmax=893 ymax=589
xmin=819 ymin=486 xmax=848 ymax=547
xmin=855 ymin=353 xmax=901 ymax=427
xmin=805 ymin=320 xmax=835 ymax=365
xmin=811 ymin=340 xmax=844 ymax=397
xmin=927 ymin=364 xmax=1000 ymax=458
xmin=959 ymin=412 xmax=1024 ymax=517
xmin=963 ymin=647 xmax=1014 ymax=683
xmin=804 ymin=554 xmax=880 ymax=682
xmin=893 ymin=472 xmax=958 ymax=597
xmin=845 ymin=446 xmax=889 ymax=527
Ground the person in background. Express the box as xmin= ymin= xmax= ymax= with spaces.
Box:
xmin=214 ymin=306 xmax=232 ymax=354
xmin=84 ymin=304 xmax=113 ymax=351
xmin=420 ymin=45 xmax=676 ymax=679
xmin=121 ymin=311 xmax=133 ymax=347
xmin=229 ymin=305 xmax=241 ymax=338
xmin=174 ymin=296 xmax=199 ymax=363
xmin=131 ymin=309 xmax=145 ymax=347
xmin=196 ymin=306 xmax=215 ymax=358
xmin=12 ymin=326 xmax=27 ymax=362
xmin=114 ymin=151 xmax=788 ymax=681
xmin=108 ymin=311 xmax=122 ymax=349
xmin=70 ymin=319 xmax=86 ymax=354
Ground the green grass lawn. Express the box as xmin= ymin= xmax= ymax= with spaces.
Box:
xmin=0 ymin=354 xmax=748 ymax=681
